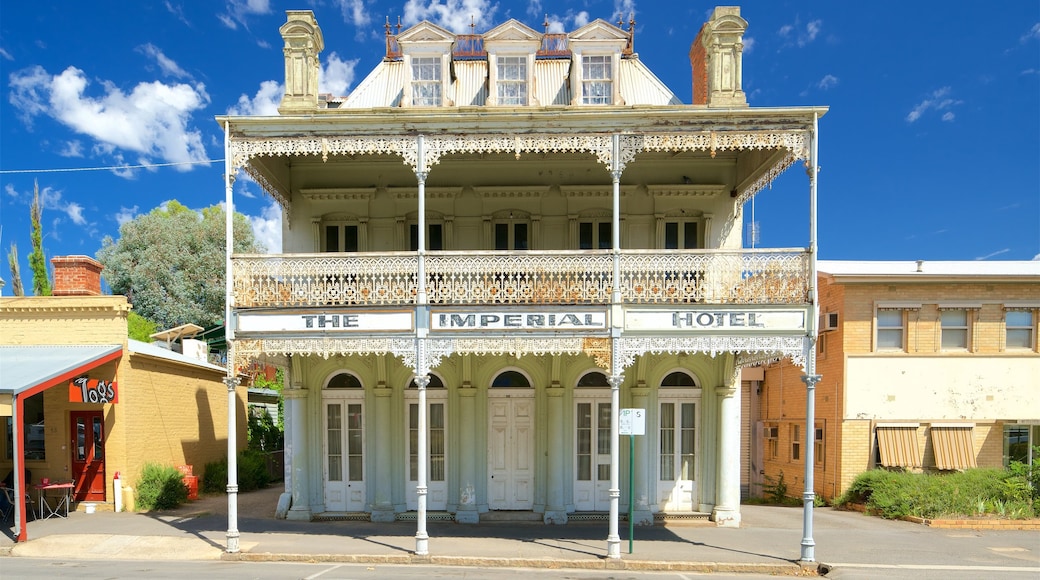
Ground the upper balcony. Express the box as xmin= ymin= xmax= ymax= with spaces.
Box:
xmin=232 ymin=249 xmax=810 ymax=309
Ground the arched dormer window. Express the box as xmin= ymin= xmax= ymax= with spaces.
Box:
xmin=492 ymin=370 xmax=531 ymax=388
xmin=326 ymin=372 xmax=363 ymax=389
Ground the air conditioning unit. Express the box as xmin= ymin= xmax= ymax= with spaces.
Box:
xmin=819 ymin=312 xmax=839 ymax=332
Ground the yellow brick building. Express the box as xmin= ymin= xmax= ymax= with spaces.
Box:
xmin=748 ymin=260 xmax=1040 ymax=501
xmin=0 ymin=256 xmax=247 ymax=541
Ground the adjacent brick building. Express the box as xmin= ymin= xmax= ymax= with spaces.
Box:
xmin=748 ymin=260 xmax=1040 ymax=502
xmin=0 ymin=255 xmax=247 ymax=541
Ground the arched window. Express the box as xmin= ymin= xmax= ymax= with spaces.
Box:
xmin=326 ymin=372 xmax=363 ymax=389
xmin=576 ymin=371 xmax=610 ymax=387
xmin=661 ymin=371 xmax=696 ymax=388
xmin=408 ymin=374 xmax=445 ymax=388
xmin=491 ymin=370 xmax=531 ymax=388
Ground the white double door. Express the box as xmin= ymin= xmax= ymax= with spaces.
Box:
xmin=657 ymin=398 xmax=698 ymax=511
xmin=405 ymin=392 xmax=448 ymax=511
xmin=323 ymin=395 xmax=366 ymax=512
xmin=573 ymin=397 xmax=612 ymax=511
xmin=488 ymin=392 xmax=534 ymax=510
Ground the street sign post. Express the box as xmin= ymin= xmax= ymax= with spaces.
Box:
xmin=619 ymin=408 xmax=645 ymax=554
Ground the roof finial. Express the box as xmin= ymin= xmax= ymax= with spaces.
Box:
xmin=385 ymin=15 xmax=391 ymax=37
xmin=396 ymin=16 xmax=402 ymax=34
xmin=470 ymin=14 xmax=476 ymax=32
xmin=617 ymin=16 xmax=624 ymax=28
xmin=627 ymin=13 xmax=636 ymax=54
xmin=543 ymin=14 xmax=549 ymax=33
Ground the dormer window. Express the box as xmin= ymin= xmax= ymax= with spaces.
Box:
xmin=411 ymin=57 xmax=442 ymax=106
xmin=497 ymin=56 xmax=528 ymax=105
xmin=581 ymin=55 xmax=612 ymax=104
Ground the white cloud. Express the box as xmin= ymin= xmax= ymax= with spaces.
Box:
xmin=220 ymin=0 xmax=271 ymax=30
xmin=59 ymin=140 xmax=84 ymax=157
xmin=817 ymin=74 xmax=838 ymax=90
xmin=336 ymin=0 xmax=370 ymax=27
xmin=8 ymin=65 xmax=211 ymax=170
xmin=975 ymin=248 xmax=1010 ymax=260
xmin=742 ymin=37 xmax=755 ymax=54
xmin=65 ymin=202 xmax=87 ymax=225
xmin=228 ymin=80 xmax=283 ymax=115
xmin=1022 ymin=22 xmax=1040 ymax=43
xmin=115 ymin=206 xmax=140 ymax=226
xmin=778 ymin=19 xmax=822 ymax=48
xmin=0 ymin=47 xmax=12 ymax=61
xmin=6 ymin=182 xmax=89 ymax=227
xmin=137 ymin=43 xmax=191 ymax=79
xmin=248 ymin=200 xmax=282 ymax=254
xmin=320 ymin=53 xmax=359 ymax=97
xmin=545 ymin=10 xmax=589 ymax=33
xmin=403 ymin=0 xmax=498 ymax=33
xmin=165 ymin=1 xmax=190 ymax=26
xmin=906 ymin=86 xmax=962 ymax=123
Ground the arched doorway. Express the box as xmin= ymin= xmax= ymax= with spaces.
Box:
xmin=657 ymin=370 xmax=700 ymax=512
xmin=322 ymin=371 xmax=365 ymax=512
xmin=405 ymin=374 xmax=447 ymax=510
xmin=573 ymin=370 xmax=611 ymax=511
xmin=487 ymin=370 xmax=534 ymax=510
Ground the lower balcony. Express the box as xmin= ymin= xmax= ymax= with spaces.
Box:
xmin=231 ymin=249 xmax=810 ymax=309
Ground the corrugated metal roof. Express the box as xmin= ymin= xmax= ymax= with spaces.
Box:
xmin=534 ymin=59 xmax=570 ymax=106
xmin=619 ymin=57 xmax=682 ymax=106
xmin=453 ymin=60 xmax=488 ymax=106
xmin=128 ymin=339 xmax=226 ymax=373
xmin=0 ymin=344 xmax=122 ymax=395
xmin=341 ymin=60 xmax=404 ymax=108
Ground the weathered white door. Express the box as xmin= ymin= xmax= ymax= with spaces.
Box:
xmin=657 ymin=400 xmax=697 ymax=511
xmin=573 ymin=398 xmax=611 ymax=511
xmin=324 ymin=400 xmax=365 ymax=511
xmin=406 ymin=397 xmax=447 ymax=510
xmin=488 ymin=396 xmax=534 ymax=510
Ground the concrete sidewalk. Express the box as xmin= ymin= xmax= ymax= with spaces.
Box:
xmin=2 ymin=486 xmax=1038 ymax=576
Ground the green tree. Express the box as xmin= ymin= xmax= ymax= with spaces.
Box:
xmin=7 ymin=242 xmax=25 ymax=296
xmin=127 ymin=311 xmax=159 ymax=342
xmin=28 ymin=181 xmax=51 ymax=296
xmin=96 ymin=200 xmax=262 ymax=330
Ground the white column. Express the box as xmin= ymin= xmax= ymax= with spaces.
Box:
xmin=222 ymin=120 xmax=240 ymax=553
xmin=371 ymin=385 xmax=395 ymax=522
xmin=455 ymin=385 xmax=479 ymax=523
xmin=544 ymin=384 xmax=567 ymax=524
xmin=285 ymin=388 xmax=312 ymax=520
xmin=712 ymin=383 xmax=741 ymax=527
xmin=607 ymin=374 xmax=622 ymax=558
xmin=414 ymin=372 xmax=430 ymax=555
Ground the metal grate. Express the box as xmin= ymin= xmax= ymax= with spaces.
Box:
xmin=313 ymin=512 xmax=370 ymax=522
xmin=396 ymin=511 xmax=455 ymax=522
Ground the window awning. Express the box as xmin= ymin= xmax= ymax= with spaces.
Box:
xmin=930 ymin=426 xmax=977 ymax=471
xmin=876 ymin=426 xmax=921 ymax=468
xmin=0 ymin=344 xmax=123 ymax=404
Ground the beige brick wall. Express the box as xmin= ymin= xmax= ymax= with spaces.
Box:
xmin=0 ymin=296 xmax=130 ymax=346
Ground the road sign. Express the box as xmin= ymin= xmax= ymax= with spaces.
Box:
xmin=619 ymin=408 xmax=645 ymax=436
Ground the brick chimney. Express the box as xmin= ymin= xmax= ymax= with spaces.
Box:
xmin=51 ymin=255 xmax=103 ymax=296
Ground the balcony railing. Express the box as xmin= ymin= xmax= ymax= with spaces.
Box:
xmin=231 ymin=249 xmax=810 ymax=309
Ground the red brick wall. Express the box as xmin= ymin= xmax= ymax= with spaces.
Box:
xmin=51 ymin=255 xmax=103 ymax=296
xmin=689 ymin=24 xmax=708 ymax=105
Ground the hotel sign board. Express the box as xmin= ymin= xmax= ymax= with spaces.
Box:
xmin=236 ymin=310 xmax=415 ymax=334
xmin=625 ymin=307 xmax=807 ymax=334
xmin=430 ymin=309 xmax=609 ymax=332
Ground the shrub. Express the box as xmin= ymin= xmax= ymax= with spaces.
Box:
xmin=763 ymin=470 xmax=789 ymax=503
xmin=135 ymin=463 xmax=188 ymax=511
xmin=201 ymin=449 xmax=273 ymax=494
xmin=247 ymin=408 xmax=283 ymax=452
xmin=837 ymin=468 xmax=1035 ymax=520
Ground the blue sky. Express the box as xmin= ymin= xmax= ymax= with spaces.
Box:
xmin=1 ymin=1 xmax=1038 ymax=294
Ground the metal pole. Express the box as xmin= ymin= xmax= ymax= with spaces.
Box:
xmin=606 ymin=133 xmax=623 ymax=559
xmin=800 ymin=111 xmax=821 ymax=563
xmin=628 ymin=434 xmax=634 ymax=554
xmin=223 ymin=120 xmax=240 ymax=553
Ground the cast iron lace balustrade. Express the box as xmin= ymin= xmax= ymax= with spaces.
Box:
xmin=231 ymin=249 xmax=809 ymax=308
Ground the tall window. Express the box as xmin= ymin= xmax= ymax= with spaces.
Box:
xmin=411 ymin=57 xmax=442 ymax=106
xmin=941 ymin=309 xmax=969 ymax=350
xmin=876 ymin=309 xmax=904 ymax=350
xmin=324 ymin=224 xmax=359 ymax=252
xmin=495 ymin=222 xmax=528 ymax=250
xmin=765 ymin=424 xmax=778 ymax=459
xmin=497 ymin=56 xmax=527 ymax=105
xmin=814 ymin=424 xmax=825 ymax=466
xmin=1006 ymin=310 xmax=1035 ymax=350
xmin=791 ymin=424 xmax=801 ymax=461
xmin=410 ymin=223 xmax=444 ymax=251
xmin=581 ymin=55 xmax=612 ymax=104
xmin=24 ymin=392 xmax=45 ymax=460
xmin=579 ymin=221 xmax=611 ymax=250
xmin=664 ymin=221 xmax=698 ymax=249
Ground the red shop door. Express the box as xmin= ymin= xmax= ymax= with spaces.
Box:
xmin=70 ymin=410 xmax=106 ymax=502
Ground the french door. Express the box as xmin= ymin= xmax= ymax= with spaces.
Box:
xmin=573 ymin=398 xmax=611 ymax=511
xmin=406 ymin=397 xmax=447 ymax=510
xmin=323 ymin=399 xmax=365 ymax=511
xmin=657 ymin=399 xmax=697 ymax=511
